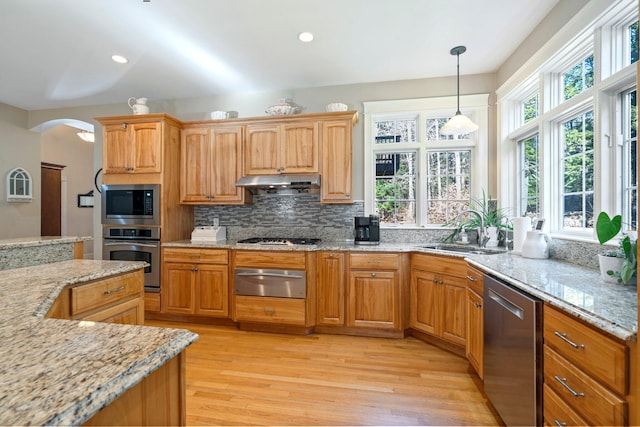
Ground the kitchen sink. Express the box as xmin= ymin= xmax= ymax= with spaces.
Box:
xmin=419 ymin=244 xmax=506 ymax=255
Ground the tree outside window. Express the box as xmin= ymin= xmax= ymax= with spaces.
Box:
xmin=563 ymin=55 xmax=594 ymax=101
xmin=519 ymin=134 xmax=540 ymax=218
xmin=562 ymin=111 xmax=594 ymax=230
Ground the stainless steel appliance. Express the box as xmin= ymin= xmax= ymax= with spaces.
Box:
xmin=102 ymin=226 xmax=161 ymax=292
xmin=484 ymin=275 xmax=542 ymax=427
xmin=235 ymin=174 xmax=320 ymax=195
xmin=236 ymin=237 xmax=320 ymax=246
xmin=354 ymin=215 xmax=380 ymax=245
xmin=101 ymin=184 xmax=160 ymax=225
xmin=234 ymin=269 xmax=306 ymax=298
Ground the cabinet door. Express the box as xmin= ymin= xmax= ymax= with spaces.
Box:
xmin=245 ymin=123 xmax=280 ymax=174
xmin=162 ymin=263 xmax=195 ymax=314
xmin=130 ymin=122 xmax=162 ymax=173
xmin=348 ymin=270 xmax=399 ymax=329
xmin=195 ymin=264 xmax=229 ymax=317
xmin=316 ymin=252 xmax=346 ymax=325
xmin=321 ymin=119 xmax=352 ymax=203
xmin=282 ymin=121 xmax=319 ymax=173
xmin=441 ymin=275 xmax=467 ymax=346
xmin=410 ymin=270 xmax=438 ymax=335
xmin=103 ymin=124 xmax=130 ymax=173
xmin=211 ymin=125 xmax=245 ymax=202
xmin=466 ymin=288 xmax=483 ymax=378
xmin=181 ymin=127 xmax=211 ymax=203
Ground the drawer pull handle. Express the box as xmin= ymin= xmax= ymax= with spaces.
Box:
xmin=368 ymin=260 xmax=381 ymax=264
xmin=263 ymin=308 xmax=276 ymax=314
xmin=554 ymin=331 xmax=585 ymax=349
xmin=554 ymin=420 xmax=567 ymax=427
xmin=104 ymin=285 xmax=125 ymax=295
xmin=554 ymin=376 xmax=585 ymax=397
xmin=466 ymin=275 xmax=477 ymax=281
xmin=191 ymin=267 xmax=199 ymax=272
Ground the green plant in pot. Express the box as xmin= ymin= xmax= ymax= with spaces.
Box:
xmin=443 ymin=191 xmax=511 ymax=246
xmin=595 ymin=212 xmax=637 ymax=284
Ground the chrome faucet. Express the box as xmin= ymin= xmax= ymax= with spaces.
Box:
xmin=455 ymin=209 xmax=489 ymax=248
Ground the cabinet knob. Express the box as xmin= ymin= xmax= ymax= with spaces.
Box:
xmin=329 ymin=253 xmax=334 ymax=258
xmin=371 ymin=272 xmax=376 ymax=277
xmin=122 ymin=123 xmax=127 ymax=129
xmin=191 ymin=267 xmax=199 ymax=272
xmin=475 ymin=302 xmax=482 ymax=308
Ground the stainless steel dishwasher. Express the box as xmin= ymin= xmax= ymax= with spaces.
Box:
xmin=484 ymin=275 xmax=542 ymax=427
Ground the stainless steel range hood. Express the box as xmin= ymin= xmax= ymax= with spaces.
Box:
xmin=235 ymin=174 xmax=321 ymax=195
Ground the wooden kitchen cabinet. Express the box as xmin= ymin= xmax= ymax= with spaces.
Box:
xmin=347 ymin=253 xmax=401 ymax=330
xmin=543 ymin=304 xmax=630 ymax=426
xmin=321 ymin=119 xmax=353 ymax=203
xmin=101 ymin=120 xmax=162 ymax=175
xmin=316 ymin=251 xmax=346 ymax=325
xmin=244 ymin=121 xmax=319 ymax=175
xmin=180 ymin=125 xmax=248 ymax=204
xmin=465 ymin=264 xmax=484 ymax=379
xmin=410 ymin=254 xmax=467 ymax=348
xmin=47 ymin=269 xmax=145 ymax=325
xmin=161 ymin=248 xmax=229 ymax=317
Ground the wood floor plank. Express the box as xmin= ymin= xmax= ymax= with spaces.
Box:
xmin=146 ymin=320 xmax=502 ymax=426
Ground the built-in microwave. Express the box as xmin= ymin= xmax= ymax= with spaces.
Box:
xmin=101 ymin=184 xmax=160 ymax=225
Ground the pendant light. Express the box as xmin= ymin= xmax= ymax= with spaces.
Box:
xmin=440 ymin=45 xmax=478 ymax=136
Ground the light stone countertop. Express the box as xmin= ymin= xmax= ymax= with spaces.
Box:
xmin=0 ymin=235 xmax=92 ymax=250
xmin=165 ymin=239 xmax=637 ymax=341
xmin=0 ymin=259 xmax=199 ymax=426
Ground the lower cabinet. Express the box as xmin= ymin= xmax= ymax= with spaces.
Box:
xmin=161 ymin=248 xmax=229 ymax=317
xmin=347 ymin=253 xmax=401 ymax=330
xmin=542 ymin=304 xmax=629 ymax=426
xmin=465 ymin=264 xmax=484 ymax=379
xmin=235 ymin=295 xmax=306 ymax=325
xmin=316 ymin=251 xmax=346 ymax=326
xmin=47 ymin=269 xmax=145 ymax=325
xmin=410 ymin=254 xmax=467 ymax=348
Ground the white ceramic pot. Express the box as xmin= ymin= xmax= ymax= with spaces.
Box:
xmin=326 ymin=102 xmax=348 ymax=112
xmin=521 ymin=230 xmax=551 ymax=259
xmin=128 ymin=97 xmax=149 ymax=115
xmin=598 ymin=255 xmax=624 ymax=283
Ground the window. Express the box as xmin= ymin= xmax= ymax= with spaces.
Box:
xmin=6 ymin=167 xmax=33 ymax=202
xmin=563 ymin=55 xmax=594 ymax=101
xmin=622 ymin=88 xmax=637 ymax=231
xmin=364 ymin=95 xmax=489 ymax=228
xmin=518 ymin=134 xmax=540 ymax=218
xmin=561 ymin=111 xmax=594 ymax=231
xmin=499 ymin=0 xmax=637 ymax=241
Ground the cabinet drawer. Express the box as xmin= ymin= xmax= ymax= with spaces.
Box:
xmin=79 ymin=297 xmax=145 ymax=325
xmin=234 ymin=251 xmax=306 ymax=269
xmin=70 ymin=271 xmax=143 ymax=315
xmin=465 ymin=264 xmax=484 ymax=295
xmin=543 ymin=383 xmax=588 ymax=427
xmin=544 ymin=345 xmax=626 ymax=426
xmin=163 ymin=248 xmax=228 ymax=264
xmin=349 ymin=253 xmax=399 ymax=270
xmin=411 ymin=253 xmax=466 ymax=277
xmin=544 ymin=305 xmax=627 ymax=394
xmin=235 ymin=296 xmax=305 ymax=325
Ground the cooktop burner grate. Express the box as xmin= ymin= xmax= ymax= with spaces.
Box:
xmin=236 ymin=237 xmax=321 ymax=245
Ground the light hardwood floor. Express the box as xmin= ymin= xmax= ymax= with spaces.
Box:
xmin=147 ymin=320 xmax=502 ymax=426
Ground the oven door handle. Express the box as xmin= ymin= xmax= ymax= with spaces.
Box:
xmin=235 ymin=272 xmax=305 ymax=279
xmin=103 ymin=242 xmax=159 ymax=248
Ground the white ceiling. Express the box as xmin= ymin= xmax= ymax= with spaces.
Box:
xmin=0 ymin=0 xmax=561 ymax=111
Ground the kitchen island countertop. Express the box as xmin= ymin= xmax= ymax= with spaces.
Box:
xmin=165 ymin=239 xmax=637 ymax=341
xmin=0 ymin=259 xmax=198 ymax=426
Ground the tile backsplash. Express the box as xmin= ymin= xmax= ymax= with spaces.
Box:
xmin=195 ymin=194 xmax=602 ymax=271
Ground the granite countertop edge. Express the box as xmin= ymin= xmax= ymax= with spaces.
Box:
xmin=164 ymin=239 xmax=637 ymax=342
xmin=0 ymin=236 xmax=93 ymax=250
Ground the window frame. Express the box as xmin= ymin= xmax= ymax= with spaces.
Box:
xmin=364 ymin=94 xmax=489 ymax=228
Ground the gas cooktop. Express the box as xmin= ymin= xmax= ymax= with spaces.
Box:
xmin=236 ymin=237 xmax=321 ymax=246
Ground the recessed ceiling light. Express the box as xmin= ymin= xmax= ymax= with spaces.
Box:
xmin=111 ymin=54 xmax=129 ymax=64
xmin=298 ymin=32 xmax=314 ymax=43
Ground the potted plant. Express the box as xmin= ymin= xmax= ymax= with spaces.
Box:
xmin=595 ymin=212 xmax=637 ymax=284
xmin=443 ymin=191 xmax=511 ymax=246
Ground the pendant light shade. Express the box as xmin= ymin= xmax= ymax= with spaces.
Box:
xmin=440 ymin=46 xmax=478 ymax=136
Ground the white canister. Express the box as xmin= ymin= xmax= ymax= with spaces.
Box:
xmin=128 ymin=97 xmax=149 ymax=115
xmin=210 ymin=111 xmax=228 ymax=119
xmin=521 ymin=230 xmax=551 ymax=259
xmin=511 ymin=217 xmax=532 ymax=254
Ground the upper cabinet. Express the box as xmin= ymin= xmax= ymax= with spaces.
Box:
xmin=180 ymin=124 xmax=248 ymax=205
xmin=320 ymin=119 xmax=353 ymax=203
xmin=244 ymin=121 xmax=319 ymax=175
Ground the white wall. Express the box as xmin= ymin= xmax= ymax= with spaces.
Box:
xmin=0 ymin=103 xmax=41 ymax=238
xmin=41 ymin=125 xmax=94 ymax=257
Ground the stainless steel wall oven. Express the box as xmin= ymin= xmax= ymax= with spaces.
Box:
xmin=102 ymin=226 xmax=161 ymax=292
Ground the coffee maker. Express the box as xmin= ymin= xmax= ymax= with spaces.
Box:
xmin=354 ymin=215 xmax=380 ymax=245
